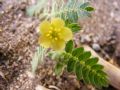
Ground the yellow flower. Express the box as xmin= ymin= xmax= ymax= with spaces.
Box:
xmin=38 ymin=18 xmax=73 ymax=50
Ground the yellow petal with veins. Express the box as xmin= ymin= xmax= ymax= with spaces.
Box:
xmin=51 ymin=40 xmax=65 ymax=50
xmin=39 ymin=21 xmax=51 ymax=34
xmin=38 ymin=35 xmax=51 ymax=48
xmin=51 ymin=18 xmax=65 ymax=28
xmin=60 ymin=27 xmax=73 ymax=41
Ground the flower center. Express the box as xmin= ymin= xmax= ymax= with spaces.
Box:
xmin=46 ymin=26 xmax=61 ymax=41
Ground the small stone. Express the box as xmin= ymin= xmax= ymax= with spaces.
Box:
xmin=93 ymin=36 xmax=99 ymax=43
xmin=110 ymin=12 xmax=114 ymax=18
xmin=110 ymin=40 xmax=116 ymax=44
xmin=0 ymin=10 xmax=4 ymax=15
xmin=15 ymin=85 xmax=19 ymax=89
xmin=26 ymin=71 xmax=35 ymax=79
xmin=80 ymin=35 xmax=91 ymax=43
xmin=92 ymin=43 xmax=101 ymax=51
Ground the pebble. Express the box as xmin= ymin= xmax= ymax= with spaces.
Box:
xmin=109 ymin=40 xmax=116 ymax=45
xmin=92 ymin=43 xmax=101 ymax=51
xmin=110 ymin=12 xmax=114 ymax=18
xmin=15 ymin=85 xmax=19 ymax=89
xmin=0 ymin=10 xmax=4 ymax=15
xmin=26 ymin=71 xmax=35 ymax=79
xmin=92 ymin=36 xmax=99 ymax=43
xmin=80 ymin=35 xmax=91 ymax=43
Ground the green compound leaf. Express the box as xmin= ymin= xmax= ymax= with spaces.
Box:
xmin=27 ymin=0 xmax=94 ymax=23
xmin=59 ymin=1 xmax=94 ymax=22
xmin=50 ymin=40 xmax=108 ymax=88
xmin=65 ymin=40 xmax=74 ymax=53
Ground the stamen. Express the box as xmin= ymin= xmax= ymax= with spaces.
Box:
xmin=46 ymin=34 xmax=50 ymax=37
xmin=54 ymin=37 xmax=58 ymax=40
xmin=49 ymin=30 xmax=52 ymax=33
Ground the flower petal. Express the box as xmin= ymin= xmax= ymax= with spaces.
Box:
xmin=39 ymin=21 xmax=51 ymax=34
xmin=51 ymin=18 xmax=65 ymax=28
xmin=38 ymin=35 xmax=51 ymax=48
xmin=51 ymin=40 xmax=65 ymax=50
xmin=60 ymin=27 xmax=73 ymax=41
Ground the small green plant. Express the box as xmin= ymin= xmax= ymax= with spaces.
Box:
xmin=27 ymin=0 xmax=108 ymax=89
xmin=27 ymin=0 xmax=94 ymax=21
xmin=49 ymin=40 xmax=108 ymax=88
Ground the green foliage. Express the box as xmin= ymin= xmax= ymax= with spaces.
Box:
xmin=68 ymin=23 xmax=81 ymax=33
xmin=26 ymin=0 xmax=94 ymax=23
xmin=65 ymin=40 xmax=74 ymax=53
xmin=80 ymin=2 xmax=90 ymax=9
xmin=28 ymin=0 xmax=108 ymax=88
xmin=72 ymin=47 xmax=84 ymax=57
xmin=67 ymin=58 xmax=76 ymax=72
xmin=27 ymin=0 xmax=47 ymax=17
xmin=50 ymin=40 xmax=108 ymax=88
xmin=55 ymin=62 xmax=64 ymax=76
xmin=31 ymin=46 xmax=46 ymax=73
xmin=65 ymin=20 xmax=82 ymax=33
xmin=85 ymin=7 xmax=95 ymax=11
xmin=59 ymin=1 xmax=94 ymax=22
xmin=27 ymin=0 xmax=93 ymax=33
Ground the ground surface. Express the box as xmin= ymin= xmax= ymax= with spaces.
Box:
xmin=0 ymin=0 xmax=120 ymax=90
xmin=79 ymin=0 xmax=120 ymax=66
